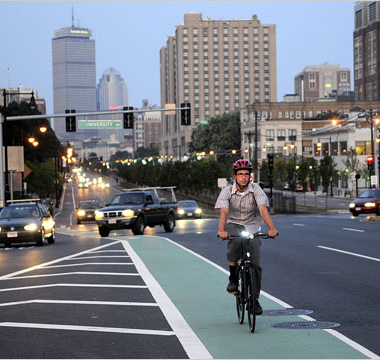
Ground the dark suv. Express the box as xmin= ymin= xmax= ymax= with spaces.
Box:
xmin=349 ymin=188 xmax=380 ymax=216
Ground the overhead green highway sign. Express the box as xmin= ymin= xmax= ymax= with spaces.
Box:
xmin=78 ymin=120 xmax=122 ymax=129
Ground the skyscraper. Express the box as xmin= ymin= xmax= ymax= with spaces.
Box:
xmin=52 ymin=24 xmax=97 ymax=141
xmin=96 ymin=68 xmax=129 ymax=142
xmin=354 ymin=1 xmax=380 ymax=101
xmin=160 ymin=13 xmax=277 ymax=158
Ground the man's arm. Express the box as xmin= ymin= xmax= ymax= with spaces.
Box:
xmin=218 ymin=207 xmax=229 ymax=239
xmin=258 ymin=204 xmax=278 ymax=237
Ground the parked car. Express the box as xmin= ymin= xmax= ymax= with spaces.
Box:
xmin=282 ymin=182 xmax=290 ymax=191
xmin=0 ymin=199 xmax=55 ymax=247
xmin=176 ymin=200 xmax=203 ymax=219
xmin=76 ymin=200 xmax=100 ymax=224
xmin=349 ymin=188 xmax=380 ymax=216
xmin=296 ymin=181 xmax=303 ymax=192
xmin=95 ymin=187 xmax=177 ymax=237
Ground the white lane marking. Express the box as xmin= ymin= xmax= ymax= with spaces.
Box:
xmin=43 ymin=262 xmax=133 ymax=269
xmin=0 ymin=322 xmax=174 ymax=336
xmin=293 ymin=223 xmax=305 ymax=227
xmin=0 ymin=283 xmax=147 ymax=293
xmin=5 ymin=272 xmax=139 ymax=280
xmin=0 ymin=241 xmax=120 ymax=280
xmin=141 ymin=235 xmax=379 ymax=360
xmin=0 ymin=299 xmax=158 ymax=307
xmin=88 ymin=250 xmax=126 ymax=253
xmin=120 ymin=239 xmax=212 ymax=359
xmin=318 ymin=246 xmax=380 ymax=262
xmin=66 ymin=256 xmax=130 ymax=260
xmin=343 ymin=227 xmax=365 ymax=233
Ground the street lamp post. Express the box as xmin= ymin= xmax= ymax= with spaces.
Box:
xmin=1 ymin=89 xmax=36 ymax=202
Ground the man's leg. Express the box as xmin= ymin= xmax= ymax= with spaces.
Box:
xmin=225 ymin=223 xmax=245 ymax=293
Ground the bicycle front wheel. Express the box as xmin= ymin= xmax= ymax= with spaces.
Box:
xmin=236 ymin=268 xmax=245 ymax=324
xmin=247 ymin=267 xmax=257 ymax=333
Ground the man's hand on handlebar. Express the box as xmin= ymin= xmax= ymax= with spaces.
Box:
xmin=267 ymin=229 xmax=278 ymax=238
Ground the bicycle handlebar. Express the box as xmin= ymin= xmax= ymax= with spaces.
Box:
xmin=217 ymin=231 xmax=278 ymax=241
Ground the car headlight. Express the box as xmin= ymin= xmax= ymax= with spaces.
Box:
xmin=43 ymin=218 xmax=55 ymax=229
xmin=349 ymin=203 xmax=355 ymax=208
xmin=95 ymin=210 xmax=104 ymax=220
xmin=77 ymin=209 xmax=86 ymax=216
xmin=178 ymin=209 xmax=185 ymax=215
xmin=195 ymin=208 xmax=202 ymax=214
xmin=24 ymin=223 xmax=38 ymax=231
xmin=364 ymin=202 xmax=376 ymax=208
xmin=122 ymin=209 xmax=134 ymax=217
xmin=0 ymin=227 xmax=2 ymax=232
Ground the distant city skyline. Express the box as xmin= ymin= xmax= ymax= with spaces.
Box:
xmin=0 ymin=1 xmax=354 ymax=118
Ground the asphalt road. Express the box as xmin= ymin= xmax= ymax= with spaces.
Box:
xmin=0 ymin=175 xmax=379 ymax=358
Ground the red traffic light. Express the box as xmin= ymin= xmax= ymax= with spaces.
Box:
xmin=366 ymin=155 xmax=374 ymax=163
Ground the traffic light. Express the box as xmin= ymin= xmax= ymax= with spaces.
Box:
xmin=65 ymin=109 xmax=76 ymax=132
xmin=267 ymin=153 xmax=274 ymax=170
xmin=180 ymin=102 xmax=191 ymax=126
xmin=123 ymin=106 xmax=134 ymax=129
xmin=366 ymin=155 xmax=374 ymax=172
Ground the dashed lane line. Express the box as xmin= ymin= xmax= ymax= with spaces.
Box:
xmin=0 ymin=322 xmax=175 ymax=336
xmin=293 ymin=223 xmax=305 ymax=226
xmin=0 ymin=283 xmax=147 ymax=293
xmin=342 ymin=227 xmax=365 ymax=233
xmin=318 ymin=245 xmax=380 ymax=262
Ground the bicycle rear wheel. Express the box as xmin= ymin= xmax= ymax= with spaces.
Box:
xmin=247 ymin=267 xmax=257 ymax=333
xmin=236 ymin=268 xmax=245 ymax=324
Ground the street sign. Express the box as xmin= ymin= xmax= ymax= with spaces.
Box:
xmin=78 ymin=120 xmax=122 ymax=129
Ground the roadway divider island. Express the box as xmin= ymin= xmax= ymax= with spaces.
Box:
xmin=94 ymin=187 xmax=177 ymax=237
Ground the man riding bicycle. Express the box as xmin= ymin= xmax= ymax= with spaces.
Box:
xmin=215 ymin=159 xmax=278 ymax=315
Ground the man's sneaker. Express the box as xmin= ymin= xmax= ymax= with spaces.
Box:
xmin=255 ymin=300 xmax=263 ymax=315
xmin=226 ymin=280 xmax=238 ymax=293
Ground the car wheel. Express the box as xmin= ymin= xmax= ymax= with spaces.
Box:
xmin=132 ymin=216 xmax=145 ymax=235
xmin=77 ymin=218 xmax=81 ymax=225
xmin=48 ymin=228 xmax=55 ymax=244
xmin=352 ymin=211 xmax=359 ymax=217
xmin=4 ymin=242 xmax=11 ymax=248
xmin=164 ymin=213 xmax=175 ymax=232
xmin=37 ymin=230 xmax=45 ymax=246
xmin=377 ymin=206 xmax=380 ymax=216
xmin=99 ymin=226 xmax=110 ymax=237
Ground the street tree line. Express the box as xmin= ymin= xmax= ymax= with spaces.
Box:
xmin=113 ymin=111 xmax=370 ymax=195
xmin=1 ymin=101 xmax=64 ymax=199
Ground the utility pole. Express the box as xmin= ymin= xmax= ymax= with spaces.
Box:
xmin=254 ymin=111 xmax=258 ymax=182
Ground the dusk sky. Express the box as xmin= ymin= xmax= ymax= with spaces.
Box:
xmin=0 ymin=1 xmax=354 ymax=117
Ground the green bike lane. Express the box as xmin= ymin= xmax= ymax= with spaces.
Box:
xmin=120 ymin=234 xmax=377 ymax=359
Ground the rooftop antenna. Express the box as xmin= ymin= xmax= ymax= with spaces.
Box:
xmin=71 ymin=5 xmax=74 ymax=27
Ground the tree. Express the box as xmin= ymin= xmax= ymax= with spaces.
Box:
xmin=188 ymin=112 xmax=240 ymax=162
xmin=344 ymin=148 xmax=362 ymax=191
xmin=319 ymin=155 xmax=339 ymax=193
xmin=134 ymin=143 xmax=159 ymax=158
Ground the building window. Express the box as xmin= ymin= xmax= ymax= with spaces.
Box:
xmin=277 ymin=129 xmax=286 ymax=141
xmin=355 ymin=141 xmax=372 ymax=155
xmin=266 ymin=129 xmax=274 ymax=141
xmin=288 ymin=129 xmax=297 ymax=141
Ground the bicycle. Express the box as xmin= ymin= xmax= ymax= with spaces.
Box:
xmin=222 ymin=231 xmax=275 ymax=333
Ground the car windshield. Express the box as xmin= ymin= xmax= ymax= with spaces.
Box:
xmin=359 ymin=190 xmax=380 ymax=198
xmin=0 ymin=205 xmax=39 ymax=219
xmin=80 ymin=202 xmax=99 ymax=209
xmin=180 ymin=201 xmax=197 ymax=207
xmin=111 ymin=193 xmax=144 ymax=205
